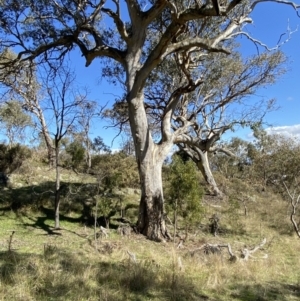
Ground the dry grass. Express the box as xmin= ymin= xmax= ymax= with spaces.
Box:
xmin=0 ymin=212 xmax=206 ymax=301
xmin=1 ymin=166 xmax=300 ymax=300
xmin=1 ymin=199 xmax=300 ymax=301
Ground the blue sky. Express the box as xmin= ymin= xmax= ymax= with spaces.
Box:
xmin=234 ymin=3 xmax=300 ymax=141
xmin=67 ymin=2 xmax=300 ymax=149
xmin=2 ymin=2 xmax=297 ymax=149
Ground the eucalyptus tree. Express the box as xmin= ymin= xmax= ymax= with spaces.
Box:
xmin=0 ymin=50 xmax=96 ymax=171
xmin=0 ymin=50 xmax=56 ymax=165
xmin=77 ymin=100 xmax=104 ymax=172
xmin=0 ymin=100 xmax=32 ymax=148
xmin=2 ymin=60 xmax=92 ymax=228
xmin=109 ymin=50 xmax=285 ymax=197
xmin=172 ymin=51 xmax=284 ymax=196
xmin=0 ymin=0 xmax=299 ymax=241
xmin=246 ymin=127 xmax=300 ymax=191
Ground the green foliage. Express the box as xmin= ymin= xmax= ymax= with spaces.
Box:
xmin=226 ymin=197 xmax=245 ymax=235
xmin=213 ymin=130 xmax=300 ymax=200
xmin=91 ymin=152 xmax=139 ymax=189
xmin=0 ymin=100 xmax=32 ymax=146
xmin=93 ymin=193 xmax=115 ymax=228
xmin=0 ymin=143 xmax=31 ymax=173
xmin=165 ymin=155 xmax=204 ymax=230
xmin=92 ymin=136 xmax=111 ymax=154
xmin=247 ymin=129 xmax=300 ymax=193
xmin=211 ymin=140 xmax=251 ymax=181
xmin=64 ymin=141 xmax=86 ymax=170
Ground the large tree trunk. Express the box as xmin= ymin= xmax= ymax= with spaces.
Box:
xmin=196 ymin=151 xmax=223 ymax=197
xmin=128 ymin=92 xmax=171 ymax=241
xmin=136 ymin=149 xmax=170 ymax=241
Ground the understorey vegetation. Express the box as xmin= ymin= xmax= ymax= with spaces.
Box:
xmin=1 ymin=1 xmax=300 ymax=299
xmin=0 ymin=132 xmax=300 ymax=300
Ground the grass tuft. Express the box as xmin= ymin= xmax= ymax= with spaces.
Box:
xmin=1 ymin=166 xmax=300 ymax=300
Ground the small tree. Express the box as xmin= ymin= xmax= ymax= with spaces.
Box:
xmin=166 ymin=154 xmax=203 ymax=241
xmin=283 ymin=181 xmax=300 ymax=238
xmin=77 ymin=101 xmax=104 ymax=172
xmin=42 ymin=64 xmax=91 ymax=229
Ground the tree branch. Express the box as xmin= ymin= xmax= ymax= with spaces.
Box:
xmin=250 ymin=0 xmax=300 ymax=14
xmin=101 ymin=0 xmax=129 ymax=42
xmin=166 ymin=37 xmax=230 ymax=56
xmin=142 ymin=0 xmax=169 ymax=25
xmin=283 ymin=181 xmax=300 ymax=238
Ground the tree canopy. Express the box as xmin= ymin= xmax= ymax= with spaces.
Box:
xmin=0 ymin=0 xmax=299 ymax=240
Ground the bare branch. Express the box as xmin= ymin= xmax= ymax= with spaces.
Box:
xmin=230 ymin=24 xmax=298 ymax=52
xmin=250 ymin=0 xmax=300 ymax=15
xmin=166 ymin=37 xmax=230 ymax=56
xmin=241 ymin=238 xmax=267 ymax=261
xmin=124 ymin=0 xmax=141 ymax=26
xmin=283 ymin=181 xmax=300 ymax=238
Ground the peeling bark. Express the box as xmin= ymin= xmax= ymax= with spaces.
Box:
xmin=136 ymin=157 xmax=170 ymax=241
xmin=128 ymin=92 xmax=172 ymax=241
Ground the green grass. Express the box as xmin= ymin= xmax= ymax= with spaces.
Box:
xmin=0 ymin=203 xmax=300 ymax=301
xmin=0 ymin=211 xmax=207 ymax=301
xmin=1 ymin=164 xmax=300 ymax=300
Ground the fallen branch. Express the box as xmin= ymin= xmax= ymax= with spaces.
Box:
xmin=240 ymin=238 xmax=267 ymax=261
xmin=127 ymin=250 xmax=137 ymax=263
xmin=189 ymin=238 xmax=267 ymax=262
xmin=99 ymin=226 xmax=109 ymax=238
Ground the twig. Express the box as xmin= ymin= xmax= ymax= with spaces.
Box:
xmin=127 ymin=250 xmax=137 ymax=263
xmin=8 ymin=231 xmax=15 ymax=252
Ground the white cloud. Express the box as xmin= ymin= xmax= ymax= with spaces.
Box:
xmin=265 ymin=124 xmax=300 ymax=139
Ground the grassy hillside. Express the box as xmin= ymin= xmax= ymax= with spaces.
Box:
xmin=1 ymin=161 xmax=300 ymax=301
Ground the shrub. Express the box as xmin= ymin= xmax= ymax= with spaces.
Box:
xmin=64 ymin=141 xmax=86 ymax=170
xmin=0 ymin=143 xmax=31 ymax=173
xmin=165 ymin=155 xmax=204 ymax=236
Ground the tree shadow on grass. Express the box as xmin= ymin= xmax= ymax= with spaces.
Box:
xmin=22 ymin=215 xmax=63 ymax=236
xmin=0 ymin=249 xmax=101 ymax=300
xmin=0 ymin=181 xmax=124 ymax=230
xmin=0 ymin=248 xmax=212 ymax=301
xmin=0 ymin=180 xmax=96 ymax=212
xmin=230 ymin=282 xmax=300 ymax=301
xmin=95 ymin=260 xmax=211 ymax=301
